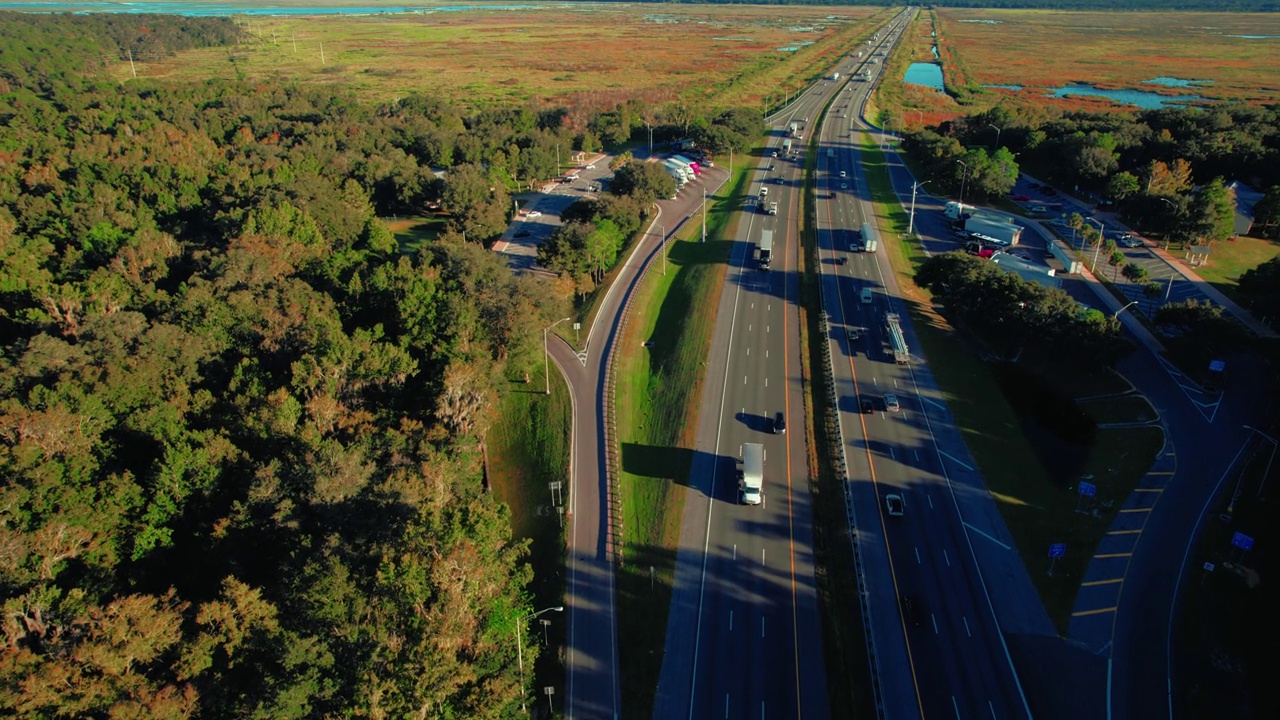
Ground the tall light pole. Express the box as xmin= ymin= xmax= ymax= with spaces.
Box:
xmin=956 ymin=159 xmax=969 ymax=206
xmin=516 ymin=606 xmax=563 ymax=712
xmin=987 ymin=123 xmax=1002 ymax=151
xmin=1243 ymin=425 xmax=1278 ymax=501
xmin=908 ymin=180 xmax=931 ymax=235
xmin=1113 ymin=300 xmax=1139 ymax=319
xmin=659 ymin=223 xmax=667 ymax=276
xmin=543 ymin=317 xmax=571 ymax=395
xmin=1087 ymin=217 xmax=1106 ymax=274
xmin=645 ymin=122 xmax=653 ymax=158
xmin=701 ymin=187 xmax=706 ymax=242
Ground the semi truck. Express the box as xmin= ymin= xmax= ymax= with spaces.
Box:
xmin=964 ymin=216 xmax=1023 ymax=247
xmin=885 ymin=312 xmax=910 ymax=364
xmin=782 ymin=138 xmax=793 ymax=155
xmin=860 ymin=221 xmax=879 ymax=252
xmin=943 ymin=201 xmax=1012 ymax=225
xmin=662 ymin=159 xmax=690 ymax=184
xmin=740 ymin=443 xmax=764 ymax=505
xmin=789 ymin=121 xmax=800 ymax=137
xmin=758 ymin=229 xmax=774 ymax=269
xmin=831 ymin=71 xmax=841 ymax=80
xmin=672 ymin=155 xmax=701 ymax=175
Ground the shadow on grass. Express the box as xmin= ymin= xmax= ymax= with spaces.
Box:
xmin=615 ymin=542 xmax=678 ymax=720
xmin=621 ymin=442 xmax=693 ymax=489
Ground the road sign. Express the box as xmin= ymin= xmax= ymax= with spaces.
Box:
xmin=1078 ymin=481 xmax=1096 ymax=497
xmin=1049 ymin=543 xmax=1066 ymax=558
xmin=1231 ymin=532 xmax=1254 ymax=551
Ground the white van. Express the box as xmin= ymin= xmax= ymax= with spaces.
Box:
xmin=860 ymin=288 xmax=873 ymax=304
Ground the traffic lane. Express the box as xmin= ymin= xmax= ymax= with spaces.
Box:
xmin=863 ymin=399 xmax=1032 ymax=720
xmin=1106 ymin=350 xmax=1264 ymax=720
xmin=817 ymin=258 xmax=921 ymax=719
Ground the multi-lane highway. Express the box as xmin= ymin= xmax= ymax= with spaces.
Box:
xmin=812 ymin=21 xmax=1035 ymax=720
xmin=652 ymin=13 xmax=922 ymax=720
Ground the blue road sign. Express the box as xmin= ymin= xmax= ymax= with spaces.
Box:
xmin=1231 ymin=532 xmax=1254 ymax=551
xmin=1078 ymin=481 xmax=1096 ymax=497
xmin=1049 ymin=543 xmax=1066 ymax=558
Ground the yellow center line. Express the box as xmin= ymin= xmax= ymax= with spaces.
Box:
xmin=1072 ymin=606 xmax=1117 ymax=617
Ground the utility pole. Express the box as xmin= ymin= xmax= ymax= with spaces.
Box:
xmin=908 ymin=181 xmax=930 ymax=235
xmin=701 ymin=187 xmax=706 ymax=242
xmin=660 ymin=224 xmax=667 ymax=275
xmin=126 ymin=49 xmax=136 ymax=79
xmin=320 ymin=41 xmax=325 ymax=66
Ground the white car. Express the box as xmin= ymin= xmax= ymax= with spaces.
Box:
xmin=585 ymin=164 xmax=596 ymax=169
xmin=884 ymin=394 xmax=900 ymax=412
xmin=527 ymin=211 xmax=542 ymax=218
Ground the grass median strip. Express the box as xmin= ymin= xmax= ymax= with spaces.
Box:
xmin=613 ymin=166 xmax=746 ymax=716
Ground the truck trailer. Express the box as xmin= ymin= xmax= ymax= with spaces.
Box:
xmin=943 ymin=201 xmax=1012 ymax=225
xmin=789 ymin=121 xmax=800 ymax=138
xmin=964 ymin=216 xmax=1023 ymax=246
xmin=860 ymin=221 xmax=879 ymax=252
xmin=672 ymin=155 xmax=701 ymax=175
xmin=885 ymin=313 xmax=910 ymax=364
xmin=758 ymin=229 xmax=774 ymax=269
xmin=831 ymin=71 xmax=841 ymax=80
xmin=782 ymin=138 xmax=793 ymax=155
xmin=740 ymin=443 xmax=764 ymax=505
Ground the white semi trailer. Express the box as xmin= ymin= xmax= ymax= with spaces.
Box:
xmin=740 ymin=443 xmax=764 ymax=505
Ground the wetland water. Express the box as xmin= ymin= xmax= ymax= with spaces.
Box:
xmin=903 ymin=62 xmax=944 ymax=90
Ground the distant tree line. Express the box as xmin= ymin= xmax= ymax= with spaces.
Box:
xmin=901 ymin=103 xmax=1280 ymax=245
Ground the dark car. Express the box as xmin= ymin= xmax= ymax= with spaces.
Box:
xmin=773 ymin=411 xmax=786 ymax=435
xmin=860 ymin=398 xmax=875 ymax=414
xmin=901 ymin=595 xmax=924 ymax=627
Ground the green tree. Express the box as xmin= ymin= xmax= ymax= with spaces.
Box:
xmin=1108 ymin=249 xmax=1126 ymax=279
xmin=1251 ymin=185 xmax=1280 ymax=240
xmin=1121 ymin=262 xmax=1148 ymax=284
xmin=1237 ymin=256 xmax=1280 ymax=326
xmin=1107 ymin=171 xmax=1141 ymax=202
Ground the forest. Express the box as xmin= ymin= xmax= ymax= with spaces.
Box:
xmin=0 ymin=12 xmax=585 ymax=718
xmin=901 ymin=102 xmax=1280 ymax=247
xmin=0 ymin=9 xmax=769 ymax=716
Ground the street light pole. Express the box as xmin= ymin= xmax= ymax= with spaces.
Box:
xmin=956 ymin=159 xmax=969 ymax=206
xmin=1087 ymin=217 xmax=1106 ymax=274
xmin=659 ymin=223 xmax=667 ymax=276
xmin=701 ymin=187 xmax=706 ymax=242
xmin=543 ymin=317 xmax=571 ymax=395
xmin=908 ymin=180 xmax=931 ymax=235
xmin=1244 ymin=425 xmax=1279 ymax=500
xmin=1113 ymin=300 xmax=1139 ymax=319
xmin=987 ymin=123 xmax=1002 ymax=151
xmin=516 ymin=606 xmax=564 ymax=712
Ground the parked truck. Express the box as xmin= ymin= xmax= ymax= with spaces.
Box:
xmin=672 ymin=155 xmax=701 ymax=175
xmin=740 ymin=443 xmax=764 ymax=505
xmin=662 ymin=159 xmax=691 ymax=184
xmin=860 ymin=221 xmax=879 ymax=252
xmin=964 ymin=216 xmax=1023 ymax=247
xmin=758 ymin=229 xmax=774 ymax=269
xmin=943 ymin=201 xmax=1012 ymax=225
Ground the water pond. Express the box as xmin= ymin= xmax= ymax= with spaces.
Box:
xmin=903 ymin=62 xmax=944 ymax=90
xmin=1047 ymin=84 xmax=1205 ymax=109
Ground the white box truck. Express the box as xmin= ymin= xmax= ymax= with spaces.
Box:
xmin=740 ymin=443 xmax=764 ymax=505
xmin=758 ymin=229 xmax=773 ymax=269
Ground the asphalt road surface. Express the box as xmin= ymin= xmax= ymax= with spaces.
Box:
xmin=652 ymin=13 xmax=924 ymax=720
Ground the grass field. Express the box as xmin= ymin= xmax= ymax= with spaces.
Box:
xmin=484 ymin=350 xmax=572 ymax=707
xmin=875 ymin=8 xmax=1280 ymax=131
xmin=1188 ymin=234 xmax=1280 ymax=303
xmin=115 ymin=3 xmax=886 ymax=109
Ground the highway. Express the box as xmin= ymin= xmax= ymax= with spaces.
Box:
xmin=653 ymin=12 xmax=922 ymax=720
xmin=812 ymin=22 xmax=1034 ymax=720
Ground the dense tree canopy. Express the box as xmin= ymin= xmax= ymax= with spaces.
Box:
xmin=0 ymin=13 xmax=579 ymax=718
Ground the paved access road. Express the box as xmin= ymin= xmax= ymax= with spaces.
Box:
xmin=652 ymin=12 xmax=922 ymax=720
xmin=543 ymin=161 xmax=732 ymax=719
